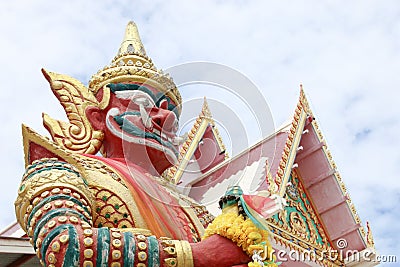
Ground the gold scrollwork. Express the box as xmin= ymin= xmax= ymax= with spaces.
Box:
xmin=41 ymin=69 xmax=110 ymax=155
xmin=289 ymin=212 xmax=307 ymax=235
xmin=268 ymin=170 xmax=331 ymax=256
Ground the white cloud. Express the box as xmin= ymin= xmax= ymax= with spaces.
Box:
xmin=0 ymin=0 xmax=398 ymax=262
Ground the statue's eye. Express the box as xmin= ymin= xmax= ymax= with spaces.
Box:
xmin=159 ymin=99 xmax=168 ymax=109
xmin=132 ymin=97 xmax=154 ymax=108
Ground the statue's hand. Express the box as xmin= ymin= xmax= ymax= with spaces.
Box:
xmin=203 ymin=210 xmax=270 ymax=254
xmin=202 ymin=209 xmax=278 ymax=267
xmin=191 ymin=234 xmax=250 ymax=267
xmin=200 ymin=188 xmax=278 ymax=266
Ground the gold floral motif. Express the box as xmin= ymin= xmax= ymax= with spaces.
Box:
xmin=268 ymin=170 xmax=334 ymax=262
xmin=289 ymin=212 xmax=307 ymax=234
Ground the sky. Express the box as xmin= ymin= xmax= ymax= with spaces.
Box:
xmin=0 ymin=0 xmax=399 ymax=264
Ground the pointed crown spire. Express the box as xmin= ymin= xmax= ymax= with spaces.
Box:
xmin=118 ymin=21 xmax=147 ymax=56
xmin=89 ymin=21 xmax=182 ymax=113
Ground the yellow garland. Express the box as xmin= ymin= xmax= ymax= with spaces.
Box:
xmin=203 ymin=210 xmax=278 ymax=267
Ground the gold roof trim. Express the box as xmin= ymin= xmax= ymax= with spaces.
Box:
xmin=283 ymin=86 xmax=370 ymax=248
xmin=275 ymin=87 xmax=308 ymax=195
xmin=366 ymin=221 xmax=375 ymax=249
xmin=163 ymin=97 xmax=228 ymax=184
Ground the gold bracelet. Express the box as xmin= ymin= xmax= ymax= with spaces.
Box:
xmin=162 ymin=239 xmax=193 ymax=267
xmin=180 ymin=241 xmax=194 ymax=267
xmin=172 ymin=241 xmax=185 ymax=267
xmin=161 ymin=237 xmax=177 ymax=267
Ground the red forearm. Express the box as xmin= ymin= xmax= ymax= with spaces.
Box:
xmin=191 ymin=235 xmax=250 ymax=267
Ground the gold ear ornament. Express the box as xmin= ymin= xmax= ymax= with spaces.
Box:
xmin=42 ymin=69 xmax=110 ymax=155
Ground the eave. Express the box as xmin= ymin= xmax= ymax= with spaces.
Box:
xmin=267 ymin=87 xmax=377 ymax=264
xmin=0 ymin=223 xmax=39 ymax=267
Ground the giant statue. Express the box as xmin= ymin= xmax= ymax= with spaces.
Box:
xmin=15 ymin=22 xmax=278 ymax=267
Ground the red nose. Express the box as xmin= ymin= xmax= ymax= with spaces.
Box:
xmin=151 ymin=108 xmax=177 ymax=133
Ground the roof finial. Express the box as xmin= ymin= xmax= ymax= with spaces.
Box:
xmin=366 ymin=221 xmax=375 ymax=249
xmin=201 ymin=96 xmax=212 ymax=118
xmin=118 ymin=21 xmax=146 ymax=56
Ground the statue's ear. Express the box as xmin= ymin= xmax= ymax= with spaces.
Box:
xmin=86 ymin=106 xmax=106 ymax=131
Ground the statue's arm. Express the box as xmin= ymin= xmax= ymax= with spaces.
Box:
xmin=15 ymin=158 xmax=248 ymax=267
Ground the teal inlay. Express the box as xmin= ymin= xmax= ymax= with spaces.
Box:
xmin=273 ymin=173 xmax=325 ymax=246
xmin=40 ymin=225 xmax=70 ymax=267
xmin=108 ymin=84 xmax=155 ymax=102
xmin=114 ymin=204 xmax=120 ymax=210
xmin=155 ymin=92 xmax=168 ymax=105
xmin=102 ymin=196 xmax=108 ymax=201
xmin=225 ymin=186 xmax=243 ymax=196
xmin=32 ymin=208 xmax=89 ymax=249
xmin=113 ymin=219 xmax=118 ymax=224
xmin=123 ymin=231 xmax=136 ymax=266
xmin=105 ymin=213 xmax=110 ymax=219
xmin=155 ymin=92 xmax=178 ymax=118
xmin=148 ymin=236 xmax=159 ymax=267
xmin=96 ymin=228 xmax=110 ymax=267
xmin=40 ymin=224 xmax=79 ymax=267
xmin=63 ymin=226 xmax=80 ymax=267
xmin=113 ymin=111 xmax=141 ymax=125
xmin=26 ymin=159 xmax=66 ymax=172
xmin=108 ymin=83 xmax=179 ymax=117
xmin=115 ymin=115 xmax=179 ymax=156
xmin=28 ymin=195 xmax=90 ymax=228
xmin=291 ymin=175 xmax=324 ymax=245
xmin=221 ymin=199 xmax=237 ymax=209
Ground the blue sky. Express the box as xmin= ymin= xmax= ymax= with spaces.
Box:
xmin=0 ymin=0 xmax=399 ymax=264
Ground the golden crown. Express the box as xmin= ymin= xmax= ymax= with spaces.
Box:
xmin=88 ymin=21 xmax=182 ymax=112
